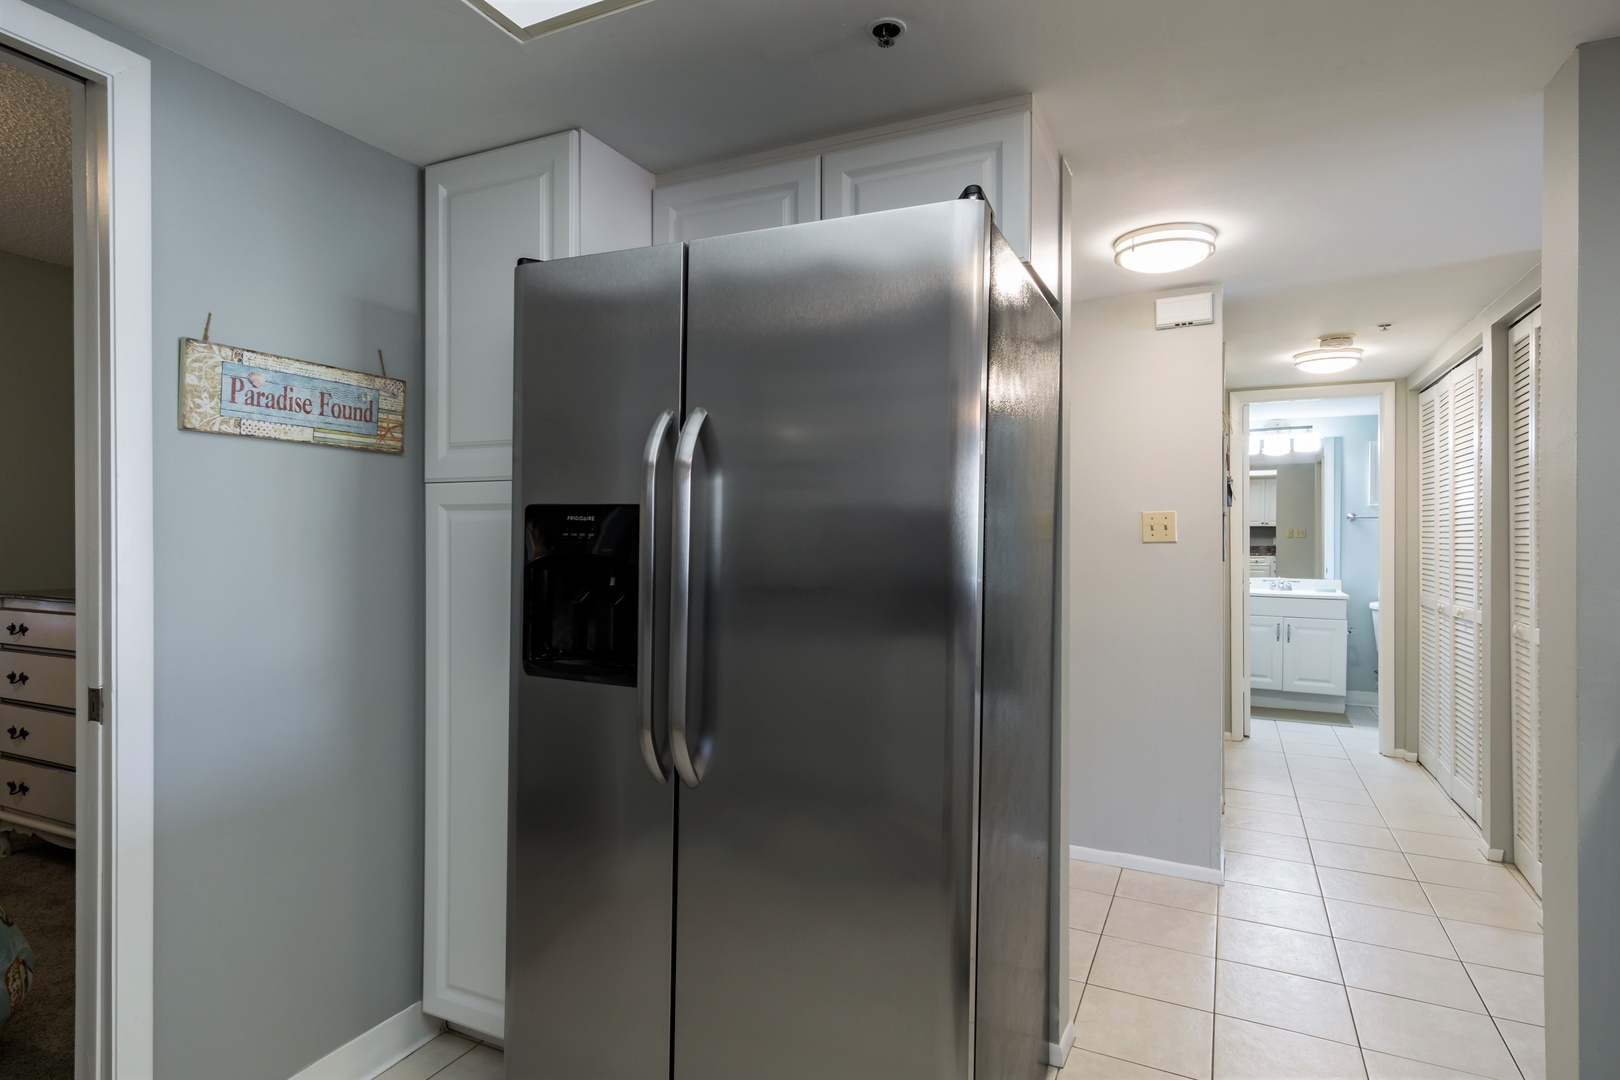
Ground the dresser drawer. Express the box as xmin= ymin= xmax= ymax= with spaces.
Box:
xmin=0 ymin=608 xmax=74 ymax=653
xmin=0 ymin=652 xmax=74 ymax=710
xmin=0 ymin=702 xmax=74 ymax=768
xmin=0 ymin=758 xmax=74 ymax=826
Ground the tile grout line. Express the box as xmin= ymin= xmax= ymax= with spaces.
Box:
xmin=1232 ymin=720 xmax=1541 ymax=1080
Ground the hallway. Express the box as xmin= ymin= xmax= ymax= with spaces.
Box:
xmin=1054 ymin=717 xmax=1545 ymax=1079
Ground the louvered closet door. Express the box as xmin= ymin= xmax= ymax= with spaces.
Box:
xmin=1419 ymin=386 xmax=1444 ymax=775
xmin=1447 ymin=358 xmax=1485 ymax=820
xmin=1417 ymin=355 xmax=1486 ymax=823
xmin=1509 ymin=310 xmax=1543 ymax=895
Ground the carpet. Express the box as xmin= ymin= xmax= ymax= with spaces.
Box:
xmin=0 ymin=832 xmax=73 ymax=1080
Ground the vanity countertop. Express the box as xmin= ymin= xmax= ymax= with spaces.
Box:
xmin=1250 ymin=577 xmax=1349 ymax=601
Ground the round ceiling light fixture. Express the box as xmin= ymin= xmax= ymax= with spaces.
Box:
xmin=1294 ymin=334 xmax=1364 ymax=375
xmin=1112 ymin=222 xmax=1218 ymax=274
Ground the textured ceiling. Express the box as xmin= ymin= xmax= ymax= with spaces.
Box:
xmin=0 ymin=58 xmax=72 ymax=267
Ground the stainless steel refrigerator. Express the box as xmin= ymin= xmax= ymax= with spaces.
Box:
xmin=507 ymin=198 xmax=1061 ymax=1080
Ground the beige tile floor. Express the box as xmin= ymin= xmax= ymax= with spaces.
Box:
xmin=391 ymin=718 xmax=1545 ymax=1080
xmin=378 ymin=1032 xmax=501 ymax=1080
xmin=1054 ymin=716 xmax=1545 ymax=1080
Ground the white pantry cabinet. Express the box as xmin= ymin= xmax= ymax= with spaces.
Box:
xmin=423 ymin=130 xmax=653 ymax=1039
xmin=424 ymin=130 xmax=653 ymax=482
xmin=424 ymin=481 xmax=513 ymax=1037
xmin=652 ymin=157 xmax=819 ymax=244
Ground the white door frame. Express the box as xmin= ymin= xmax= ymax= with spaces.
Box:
xmin=0 ymin=3 xmax=153 ymax=1076
xmin=1228 ymin=382 xmax=1399 ymax=758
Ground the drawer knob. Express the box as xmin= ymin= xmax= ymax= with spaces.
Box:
xmin=5 ymin=781 xmax=27 ymax=797
xmin=4 ymin=622 xmax=25 ymax=637
xmin=5 ymin=726 xmax=27 ymax=741
xmin=5 ymin=672 xmax=27 ymax=686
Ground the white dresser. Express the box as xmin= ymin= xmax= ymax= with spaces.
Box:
xmin=0 ymin=592 xmax=76 ymax=851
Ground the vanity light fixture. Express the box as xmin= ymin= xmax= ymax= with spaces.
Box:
xmin=1294 ymin=334 xmax=1363 ymax=375
xmin=1113 ymin=222 xmax=1218 ymax=274
xmin=463 ymin=0 xmax=654 ymax=41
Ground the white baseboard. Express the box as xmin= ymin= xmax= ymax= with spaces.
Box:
xmin=1347 ymin=690 xmax=1379 ymax=707
xmin=288 ymin=1001 xmax=443 ymax=1080
xmin=1046 ymin=1020 xmax=1075 ymax=1066
xmin=1252 ymin=691 xmax=1347 ymax=714
xmin=1402 ymin=751 xmax=1419 ymax=762
xmin=1070 ymin=844 xmax=1223 ymax=885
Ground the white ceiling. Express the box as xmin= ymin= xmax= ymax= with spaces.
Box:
xmin=58 ymin=0 xmax=1620 ymax=382
xmin=0 ymin=56 xmax=73 ymax=266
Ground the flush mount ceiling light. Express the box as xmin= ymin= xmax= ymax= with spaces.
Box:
xmin=1294 ymin=334 xmax=1364 ymax=375
xmin=464 ymin=0 xmax=654 ymax=41
xmin=1112 ymin=222 xmax=1218 ymax=274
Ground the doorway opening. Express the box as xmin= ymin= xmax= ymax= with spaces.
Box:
xmin=0 ymin=44 xmax=81 ymax=1080
xmin=1228 ymin=384 xmax=1398 ymax=756
xmin=0 ymin=2 xmax=156 ymax=1073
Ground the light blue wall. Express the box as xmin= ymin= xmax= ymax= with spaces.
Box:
xmin=1316 ymin=415 xmax=1380 ymax=694
xmin=30 ymin=4 xmax=425 ymax=1078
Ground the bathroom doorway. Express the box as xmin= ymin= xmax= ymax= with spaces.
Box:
xmin=1228 ymin=384 xmax=1398 ymax=756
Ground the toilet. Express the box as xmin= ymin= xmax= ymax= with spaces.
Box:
xmin=1369 ymin=601 xmax=1381 ymax=650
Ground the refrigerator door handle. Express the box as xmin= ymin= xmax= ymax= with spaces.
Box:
xmin=670 ymin=406 xmax=708 ymax=788
xmin=639 ymin=408 xmax=678 ymax=784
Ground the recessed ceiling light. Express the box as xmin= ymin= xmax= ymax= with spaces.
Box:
xmin=464 ymin=0 xmax=653 ymax=41
xmin=1294 ymin=334 xmax=1364 ymax=375
xmin=1113 ymin=222 xmax=1218 ymax=274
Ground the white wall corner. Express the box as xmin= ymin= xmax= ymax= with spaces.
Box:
xmin=1070 ymin=844 xmax=1224 ymax=885
xmin=1046 ymin=1020 xmax=1076 ymax=1067
xmin=287 ymin=1002 xmax=443 ymax=1080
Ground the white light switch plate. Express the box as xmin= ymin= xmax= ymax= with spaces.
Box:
xmin=1141 ymin=511 xmax=1177 ymax=543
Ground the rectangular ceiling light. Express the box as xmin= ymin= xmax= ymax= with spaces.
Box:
xmin=465 ymin=0 xmax=654 ymax=41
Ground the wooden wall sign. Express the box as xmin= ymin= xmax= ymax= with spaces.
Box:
xmin=179 ymin=338 xmax=405 ymax=454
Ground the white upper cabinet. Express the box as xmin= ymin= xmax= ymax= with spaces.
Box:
xmin=425 ymin=131 xmax=652 ymax=482
xmin=652 ymin=157 xmax=819 ymax=244
xmin=650 ymin=101 xmax=1062 ymax=290
xmin=821 ymin=110 xmax=1061 ymax=289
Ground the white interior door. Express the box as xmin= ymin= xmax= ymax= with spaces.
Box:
xmin=1509 ymin=309 xmax=1543 ymax=894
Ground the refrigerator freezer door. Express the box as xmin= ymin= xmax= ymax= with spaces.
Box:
xmin=976 ymin=229 xmax=1062 ymax=1080
xmin=675 ymin=202 xmax=991 ymax=1080
xmin=508 ymin=244 xmax=684 ymax=1079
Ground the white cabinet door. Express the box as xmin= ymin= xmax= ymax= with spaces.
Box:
xmin=653 ymin=157 xmax=819 ymax=243
xmin=1249 ymin=617 xmax=1284 ymax=690
xmin=426 ymin=133 xmax=575 ymax=482
xmin=424 ymin=481 xmax=513 ymax=1037
xmin=1248 ymin=477 xmax=1277 ymax=527
xmin=821 ymin=113 xmax=1032 ymax=262
xmin=1282 ymin=617 xmax=1348 ymax=696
